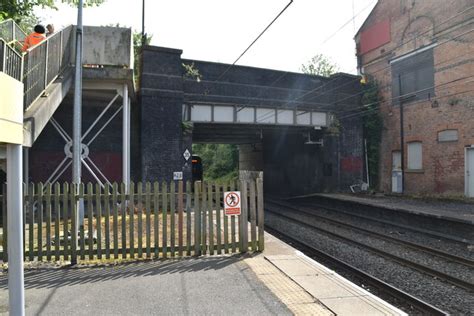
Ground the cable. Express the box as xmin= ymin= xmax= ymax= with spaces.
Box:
xmin=215 ymin=0 xmax=294 ymax=82
xmin=247 ymin=4 xmax=473 ymax=113
xmin=237 ymin=7 xmax=474 ymax=122
xmin=320 ymin=0 xmax=376 ymax=45
xmin=255 ymin=26 xmax=473 ymax=122
xmin=186 ymin=49 xmax=473 ymax=124
xmin=255 ymin=46 xmax=473 ymax=122
xmin=338 ymin=88 xmax=474 ymax=121
xmin=337 ymin=76 xmax=474 ymax=120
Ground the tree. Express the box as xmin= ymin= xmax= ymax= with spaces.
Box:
xmin=192 ymin=144 xmax=239 ymax=181
xmin=301 ymin=53 xmax=339 ymax=77
xmin=0 ymin=0 xmax=105 ymax=26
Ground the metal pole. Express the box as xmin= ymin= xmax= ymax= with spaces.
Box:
xmin=398 ymin=74 xmax=405 ymax=193
xmin=142 ymin=0 xmax=146 ymax=46
xmin=122 ymin=84 xmax=130 ymax=191
xmin=72 ymin=0 xmax=84 ymax=263
xmin=7 ymin=144 xmax=25 ymax=316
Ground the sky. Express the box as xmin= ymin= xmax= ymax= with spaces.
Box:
xmin=35 ymin=0 xmax=377 ymax=75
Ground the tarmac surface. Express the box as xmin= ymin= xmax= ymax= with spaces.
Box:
xmin=0 ymin=257 xmax=291 ymax=315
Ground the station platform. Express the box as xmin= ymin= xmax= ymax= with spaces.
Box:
xmin=0 ymin=231 xmax=406 ymax=315
xmin=247 ymin=232 xmax=407 ymax=316
xmin=290 ymin=193 xmax=474 ymax=224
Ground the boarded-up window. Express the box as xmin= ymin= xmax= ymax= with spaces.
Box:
xmin=407 ymin=142 xmax=423 ymax=170
xmin=438 ymin=129 xmax=458 ymax=142
xmin=391 ymin=48 xmax=434 ymax=105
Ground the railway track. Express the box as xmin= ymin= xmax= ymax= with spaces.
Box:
xmin=265 ymin=200 xmax=474 ymax=292
xmin=263 ymin=225 xmax=449 ymax=315
xmin=294 ymin=198 xmax=472 ymax=246
xmin=268 ymin=199 xmax=474 ymax=267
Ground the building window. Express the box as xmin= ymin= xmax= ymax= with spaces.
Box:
xmin=407 ymin=142 xmax=423 ymax=170
xmin=392 ymin=151 xmax=401 ymax=171
xmin=391 ymin=47 xmax=434 ymax=105
xmin=438 ymin=129 xmax=458 ymax=142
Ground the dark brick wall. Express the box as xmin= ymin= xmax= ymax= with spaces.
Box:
xmin=140 ymin=47 xmax=192 ymax=183
xmin=30 ymin=93 xmax=140 ymax=183
xmin=141 ymin=46 xmax=364 ymax=195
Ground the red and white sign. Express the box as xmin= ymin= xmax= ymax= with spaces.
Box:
xmin=224 ymin=191 xmax=241 ymax=216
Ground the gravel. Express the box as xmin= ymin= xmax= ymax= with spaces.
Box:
xmin=267 ymin=204 xmax=474 ymax=284
xmin=265 ymin=211 xmax=474 ymax=315
xmin=296 ymin=201 xmax=473 ymax=260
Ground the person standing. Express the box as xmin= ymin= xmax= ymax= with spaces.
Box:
xmin=21 ymin=25 xmax=46 ymax=52
xmin=46 ymin=24 xmax=55 ymax=37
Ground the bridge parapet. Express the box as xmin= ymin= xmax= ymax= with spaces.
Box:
xmin=184 ymin=103 xmax=329 ymax=128
xmin=81 ymin=26 xmax=133 ymax=69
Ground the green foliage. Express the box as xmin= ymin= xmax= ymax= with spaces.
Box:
xmin=361 ymin=79 xmax=383 ymax=189
xmin=133 ymin=30 xmax=151 ymax=85
xmin=192 ymin=144 xmax=239 ymax=182
xmin=1 ymin=0 xmax=105 ymax=27
xmin=301 ymin=53 xmax=339 ymax=77
xmin=182 ymin=62 xmax=202 ymax=82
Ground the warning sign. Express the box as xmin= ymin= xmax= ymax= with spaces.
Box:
xmin=224 ymin=191 xmax=241 ymax=216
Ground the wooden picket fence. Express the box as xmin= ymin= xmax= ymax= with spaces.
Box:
xmin=0 ymin=179 xmax=264 ymax=262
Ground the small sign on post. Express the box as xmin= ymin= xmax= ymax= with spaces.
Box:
xmin=224 ymin=191 xmax=241 ymax=216
xmin=173 ymin=171 xmax=183 ymax=180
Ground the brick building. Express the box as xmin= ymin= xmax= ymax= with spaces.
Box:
xmin=355 ymin=0 xmax=474 ymax=197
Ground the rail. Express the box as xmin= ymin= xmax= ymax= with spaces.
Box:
xmin=0 ymin=20 xmax=74 ymax=110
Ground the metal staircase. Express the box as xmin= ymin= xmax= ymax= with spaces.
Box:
xmin=0 ymin=19 xmax=75 ymax=146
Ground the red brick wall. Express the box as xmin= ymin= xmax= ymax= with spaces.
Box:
xmin=356 ymin=0 xmax=474 ymax=195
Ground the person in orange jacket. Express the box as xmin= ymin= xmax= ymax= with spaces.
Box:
xmin=22 ymin=25 xmax=46 ymax=52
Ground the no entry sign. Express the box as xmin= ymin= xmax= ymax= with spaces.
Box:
xmin=224 ymin=191 xmax=241 ymax=216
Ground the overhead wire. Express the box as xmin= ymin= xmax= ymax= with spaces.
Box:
xmin=254 ymin=26 xmax=473 ymax=122
xmin=237 ymin=5 xmax=474 ymax=123
xmin=336 ymin=75 xmax=474 ymax=120
xmin=215 ymin=0 xmax=294 ymax=82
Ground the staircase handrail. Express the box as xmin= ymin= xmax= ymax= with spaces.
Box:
xmin=0 ymin=19 xmax=27 ymax=47
xmin=22 ymin=25 xmax=74 ymax=110
xmin=0 ymin=38 xmax=23 ymax=81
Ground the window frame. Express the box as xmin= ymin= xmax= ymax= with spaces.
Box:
xmin=391 ymin=45 xmax=435 ymax=105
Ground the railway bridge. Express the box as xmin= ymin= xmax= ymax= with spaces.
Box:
xmin=141 ymin=46 xmax=365 ymax=195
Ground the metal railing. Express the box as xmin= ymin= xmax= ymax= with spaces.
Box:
xmin=0 ymin=19 xmax=27 ymax=47
xmin=0 ymin=39 xmax=23 ymax=81
xmin=0 ymin=19 xmax=74 ymax=110
xmin=23 ymin=25 xmax=74 ymax=109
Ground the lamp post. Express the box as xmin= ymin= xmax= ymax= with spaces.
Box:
xmin=72 ymin=0 xmax=84 ymax=264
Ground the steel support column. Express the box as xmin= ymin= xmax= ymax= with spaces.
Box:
xmin=7 ymin=144 xmax=25 ymax=316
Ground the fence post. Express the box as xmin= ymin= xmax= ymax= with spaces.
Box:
xmin=44 ymin=40 xmax=49 ymax=90
xmin=239 ymin=180 xmax=248 ymax=253
xmin=194 ymin=181 xmax=201 ymax=256
xmin=257 ymin=178 xmax=264 ymax=251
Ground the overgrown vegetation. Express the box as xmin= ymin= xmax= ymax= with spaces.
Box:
xmin=192 ymin=144 xmax=239 ymax=182
xmin=361 ymin=79 xmax=383 ymax=189
xmin=0 ymin=0 xmax=105 ymax=30
xmin=301 ymin=53 xmax=339 ymax=77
